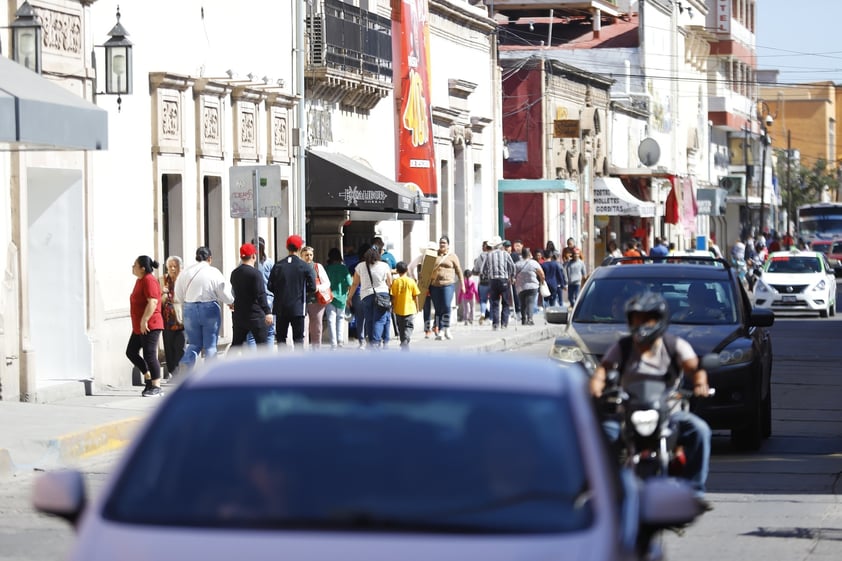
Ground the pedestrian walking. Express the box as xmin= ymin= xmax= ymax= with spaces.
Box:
xmin=126 ymin=255 xmax=165 ymax=397
xmin=540 ymin=251 xmax=565 ymax=307
xmin=390 ymin=261 xmax=420 ymax=350
xmin=301 ymin=245 xmax=330 ymax=349
xmin=246 ymin=237 xmax=275 ymax=347
xmin=429 ymin=235 xmax=464 ymax=340
xmin=324 ymin=247 xmax=353 ymax=349
xmin=514 ymin=248 xmax=545 ymax=326
xmin=267 ymin=235 xmax=316 ymax=350
xmin=174 ymin=247 xmax=234 ymax=370
xmin=473 ymin=241 xmax=492 ymax=324
xmin=229 ymin=243 xmax=273 ymax=350
xmin=563 ymin=249 xmax=587 ymax=308
xmin=480 ymin=235 xmax=516 ymax=331
xmin=347 ymin=246 xmax=393 ymax=348
xmin=458 ymin=268 xmax=479 ymax=325
xmin=159 ymin=255 xmax=185 ymax=380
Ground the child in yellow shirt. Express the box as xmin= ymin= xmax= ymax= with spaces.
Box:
xmin=390 ymin=261 xmax=421 ymax=350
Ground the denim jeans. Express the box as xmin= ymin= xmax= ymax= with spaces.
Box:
xmin=325 ymin=303 xmax=346 ymax=347
xmin=246 ymin=315 xmax=274 ymax=348
xmin=488 ymin=278 xmax=512 ymax=327
xmin=478 ymin=283 xmax=490 ymax=317
xmin=429 ymin=284 xmax=455 ymax=330
xmin=363 ymin=293 xmax=390 ymax=345
xmin=602 ymin=410 xmax=711 ymax=495
xmin=568 ymin=282 xmax=581 ymax=307
xmin=518 ymin=288 xmax=538 ymax=324
xmin=180 ymin=301 xmax=221 ymax=368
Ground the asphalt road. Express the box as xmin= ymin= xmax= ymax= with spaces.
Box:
xmin=519 ymin=304 xmax=842 ymax=560
xmin=3 ymin=302 xmax=841 ymax=561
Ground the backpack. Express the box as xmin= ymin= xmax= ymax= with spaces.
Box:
xmin=616 ymin=332 xmax=683 ymax=386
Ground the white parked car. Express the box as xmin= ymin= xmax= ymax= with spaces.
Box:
xmin=753 ymin=250 xmax=838 ymax=317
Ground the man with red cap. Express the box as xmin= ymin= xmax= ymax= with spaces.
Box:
xmin=230 ymin=243 xmax=274 ymax=348
xmin=268 ymin=235 xmax=316 ymax=349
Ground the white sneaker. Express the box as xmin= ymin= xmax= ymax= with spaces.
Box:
xmin=444 ymin=328 xmax=453 ymax=340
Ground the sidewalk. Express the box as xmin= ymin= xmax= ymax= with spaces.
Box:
xmin=0 ymin=313 xmax=564 ymax=479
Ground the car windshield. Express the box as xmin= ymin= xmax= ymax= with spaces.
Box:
xmin=573 ymin=278 xmax=738 ymax=325
xmin=765 ymin=256 xmax=822 ymax=274
xmin=832 ymin=242 xmax=842 ymax=254
xmin=103 ymin=386 xmax=593 ymax=534
xmin=811 ymin=243 xmax=831 ymax=255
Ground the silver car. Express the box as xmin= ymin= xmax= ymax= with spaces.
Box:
xmin=34 ymin=352 xmax=701 ymax=561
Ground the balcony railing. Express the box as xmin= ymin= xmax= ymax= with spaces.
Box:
xmin=305 ymin=0 xmax=392 ymax=110
xmin=307 ymin=0 xmax=392 ymax=79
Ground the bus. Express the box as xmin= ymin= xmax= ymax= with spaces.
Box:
xmin=797 ymin=202 xmax=842 ymax=243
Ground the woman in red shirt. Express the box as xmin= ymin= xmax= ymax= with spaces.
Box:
xmin=127 ymin=255 xmax=165 ymax=397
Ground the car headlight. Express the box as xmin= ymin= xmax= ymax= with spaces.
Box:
xmin=549 ymin=345 xmax=598 ymax=372
xmin=709 ymin=346 xmax=754 ymax=367
xmin=754 ymin=279 xmax=773 ymax=294
xmin=630 ymin=409 xmax=660 ymax=437
xmin=811 ymin=279 xmax=827 ymax=292
xmin=550 ymin=344 xmax=585 ymax=363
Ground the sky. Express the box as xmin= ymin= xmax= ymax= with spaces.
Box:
xmin=757 ymin=0 xmax=842 ymax=84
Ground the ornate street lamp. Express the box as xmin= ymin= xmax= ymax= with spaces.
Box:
xmin=102 ymin=6 xmax=133 ymax=111
xmin=92 ymin=6 xmax=133 ymax=111
xmin=11 ymin=1 xmax=42 ymax=74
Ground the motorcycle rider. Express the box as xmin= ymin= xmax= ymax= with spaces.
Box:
xmin=589 ymin=292 xmax=713 ymax=509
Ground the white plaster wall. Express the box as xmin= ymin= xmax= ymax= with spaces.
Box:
xmin=88 ymin=0 xmax=296 ymax=386
xmin=27 ymin=167 xmax=91 ymax=383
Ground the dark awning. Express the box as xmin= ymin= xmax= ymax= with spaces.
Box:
xmin=0 ymin=56 xmax=108 ymax=151
xmin=306 ymin=148 xmax=429 ymax=214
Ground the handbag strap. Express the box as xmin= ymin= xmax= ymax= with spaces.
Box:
xmin=365 ymin=262 xmax=376 ymax=290
xmin=179 ymin=266 xmax=202 ymax=303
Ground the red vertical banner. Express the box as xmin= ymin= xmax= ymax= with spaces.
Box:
xmin=393 ymin=0 xmax=437 ymax=198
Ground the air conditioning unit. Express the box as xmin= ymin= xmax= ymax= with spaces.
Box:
xmin=718 ymin=175 xmax=745 ymax=198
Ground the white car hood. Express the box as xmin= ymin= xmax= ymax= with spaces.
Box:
xmin=70 ymin=522 xmax=616 ymax=561
xmin=760 ymin=272 xmax=824 ymax=286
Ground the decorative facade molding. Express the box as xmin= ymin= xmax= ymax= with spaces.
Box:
xmin=231 ymin=86 xmax=267 ymax=162
xmin=469 ymin=115 xmax=492 ymax=148
xmin=266 ymin=93 xmax=295 ymax=164
xmin=149 ymin=73 xmax=195 ymax=155
xmin=193 ymin=79 xmax=232 ymax=159
xmin=35 ymin=7 xmax=82 ymax=55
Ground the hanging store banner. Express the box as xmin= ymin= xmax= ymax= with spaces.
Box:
xmin=393 ymin=0 xmax=438 ymax=198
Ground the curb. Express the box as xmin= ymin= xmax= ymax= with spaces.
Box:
xmin=0 ymin=417 xmax=143 ymax=479
xmin=468 ymin=324 xmax=563 ymax=353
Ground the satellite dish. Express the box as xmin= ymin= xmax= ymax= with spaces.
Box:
xmin=638 ymin=137 xmax=661 ymax=167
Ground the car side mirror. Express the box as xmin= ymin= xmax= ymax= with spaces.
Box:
xmin=639 ymin=477 xmax=702 ymax=529
xmin=749 ymin=307 xmax=775 ymax=327
xmin=32 ymin=470 xmax=87 ymax=527
xmin=699 ymin=353 xmax=721 ymax=372
xmin=544 ymin=305 xmax=569 ymax=325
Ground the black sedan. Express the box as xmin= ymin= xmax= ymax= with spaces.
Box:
xmin=547 ymin=257 xmax=775 ymax=451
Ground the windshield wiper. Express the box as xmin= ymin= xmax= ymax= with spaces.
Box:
xmin=426 ymin=487 xmax=593 ymax=519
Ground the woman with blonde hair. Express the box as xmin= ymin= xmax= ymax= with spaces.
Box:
xmin=300 ymin=246 xmax=331 ymax=349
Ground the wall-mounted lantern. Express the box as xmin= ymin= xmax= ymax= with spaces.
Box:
xmin=11 ymin=1 xmax=42 ymax=74
xmin=94 ymin=6 xmax=133 ymax=111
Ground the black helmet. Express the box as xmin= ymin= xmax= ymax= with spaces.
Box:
xmin=624 ymin=292 xmax=669 ymax=345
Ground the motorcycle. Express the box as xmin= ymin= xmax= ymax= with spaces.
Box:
xmin=600 ymin=370 xmax=715 ymax=480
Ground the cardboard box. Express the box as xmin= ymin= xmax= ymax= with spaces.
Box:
xmin=416 ymin=247 xmax=439 ymax=311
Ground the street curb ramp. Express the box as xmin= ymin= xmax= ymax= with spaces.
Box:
xmin=0 ymin=417 xmax=142 ymax=479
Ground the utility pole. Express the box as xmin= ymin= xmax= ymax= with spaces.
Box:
xmin=786 ymin=129 xmax=792 ymax=234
